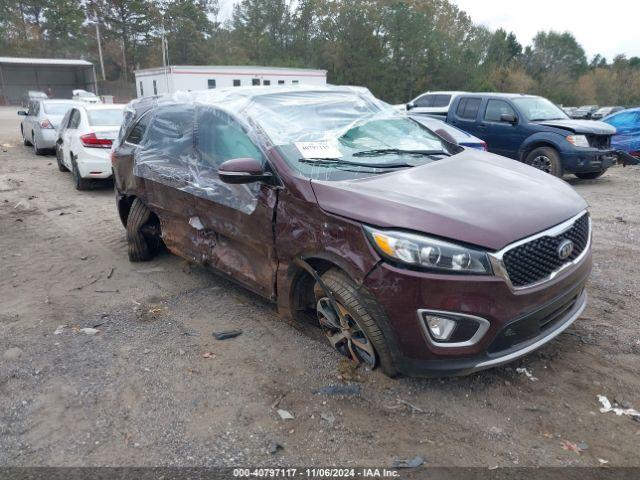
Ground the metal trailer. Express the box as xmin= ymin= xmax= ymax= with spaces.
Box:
xmin=0 ymin=57 xmax=98 ymax=105
xmin=134 ymin=65 xmax=327 ymax=98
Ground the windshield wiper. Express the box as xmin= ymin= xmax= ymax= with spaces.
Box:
xmin=299 ymin=158 xmax=416 ymax=169
xmin=352 ymin=148 xmax=450 ymax=157
xmin=530 ymin=117 xmax=565 ymax=121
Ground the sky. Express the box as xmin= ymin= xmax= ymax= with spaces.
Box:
xmin=450 ymin=0 xmax=640 ymax=60
xmin=217 ymin=0 xmax=640 ymax=61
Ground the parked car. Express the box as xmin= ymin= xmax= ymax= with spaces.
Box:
xmin=562 ymin=106 xmax=578 ymax=117
xmin=55 ymin=104 xmax=125 ymax=189
xmin=18 ymin=99 xmax=78 ymax=155
xmin=603 ymin=107 xmax=640 ymax=158
xmin=409 ymin=114 xmax=487 ymax=150
xmin=72 ymin=89 xmax=101 ymax=104
xmin=446 ymin=93 xmax=617 ymax=179
xmin=112 ymin=86 xmax=591 ymax=378
xmin=571 ymin=105 xmax=599 ymax=119
xmin=405 ymin=91 xmax=465 ymax=117
xmin=21 ymin=90 xmax=48 ymax=107
xmin=591 ymin=106 xmax=624 ymax=120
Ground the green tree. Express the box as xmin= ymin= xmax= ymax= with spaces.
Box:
xmin=162 ymin=0 xmax=218 ymax=65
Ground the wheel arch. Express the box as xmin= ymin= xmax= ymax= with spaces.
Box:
xmin=518 ymin=134 xmax=565 ymax=161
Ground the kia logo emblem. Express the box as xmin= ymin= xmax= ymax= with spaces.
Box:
xmin=557 ymin=239 xmax=574 ymax=260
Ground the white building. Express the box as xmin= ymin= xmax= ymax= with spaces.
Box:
xmin=134 ymin=65 xmax=327 ymax=97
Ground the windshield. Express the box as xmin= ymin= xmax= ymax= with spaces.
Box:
xmin=43 ymin=103 xmax=75 ymax=115
xmin=88 ymin=109 xmax=124 ymax=126
xmin=512 ymin=97 xmax=568 ymax=121
xmin=246 ymin=91 xmax=454 ymax=181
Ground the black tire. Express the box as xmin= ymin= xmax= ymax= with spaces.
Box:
xmin=56 ymin=144 xmax=69 ymax=172
xmin=126 ymin=198 xmax=157 ymax=262
xmin=575 ymin=170 xmax=607 ymax=180
xmin=22 ymin=127 xmax=31 ymax=146
xmin=72 ymin=157 xmax=91 ymax=190
xmin=524 ymin=146 xmax=563 ymax=177
xmin=32 ymin=132 xmax=46 ymax=155
xmin=314 ymin=268 xmax=399 ymax=377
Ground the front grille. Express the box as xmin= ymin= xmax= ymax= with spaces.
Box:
xmin=502 ymin=214 xmax=590 ymax=288
xmin=587 ymin=134 xmax=611 ymax=150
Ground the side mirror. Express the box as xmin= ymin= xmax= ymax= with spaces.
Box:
xmin=218 ymin=157 xmax=272 ymax=184
xmin=500 ymin=113 xmax=517 ymax=124
xmin=406 ymin=102 xmax=415 ymax=111
xmin=17 ymin=110 xmax=28 ymax=116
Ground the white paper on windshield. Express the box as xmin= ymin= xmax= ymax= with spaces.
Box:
xmin=295 ymin=141 xmax=342 ymax=159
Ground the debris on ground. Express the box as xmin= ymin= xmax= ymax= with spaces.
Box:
xmin=53 ymin=325 xmax=66 ymax=335
xmin=516 ymin=367 xmax=538 ymax=381
xmin=598 ymin=459 xmax=609 ymax=465
xmin=597 ymin=395 xmax=640 ymax=419
xmin=313 ymin=385 xmax=361 ymax=396
xmin=79 ymin=328 xmax=99 ymax=335
xmin=320 ymin=412 xmax=336 ymax=424
xmin=277 ymin=409 xmax=294 ymax=420
xmin=202 ymin=352 xmax=215 ymax=359
xmin=212 ymin=329 xmax=243 ymax=340
xmin=561 ymin=440 xmax=587 ymax=453
xmin=267 ymin=441 xmax=284 ymax=454
xmin=392 ymin=455 xmax=424 ymax=468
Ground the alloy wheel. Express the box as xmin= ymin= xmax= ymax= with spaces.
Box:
xmin=316 ymin=297 xmax=376 ymax=368
xmin=531 ymin=155 xmax=552 ymax=173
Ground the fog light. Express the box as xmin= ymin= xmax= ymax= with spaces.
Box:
xmin=424 ymin=315 xmax=456 ymax=341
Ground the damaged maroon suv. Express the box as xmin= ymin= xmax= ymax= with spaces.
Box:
xmin=112 ymin=86 xmax=591 ymax=377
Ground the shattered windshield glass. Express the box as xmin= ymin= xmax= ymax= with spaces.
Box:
xmin=245 ymin=90 xmax=453 ymax=180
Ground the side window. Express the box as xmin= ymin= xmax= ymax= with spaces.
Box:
xmin=415 ymin=94 xmax=435 ymax=108
xmin=68 ymin=109 xmax=80 ymax=129
xmin=456 ymin=97 xmax=481 ymax=120
xmin=144 ymin=104 xmax=195 ymax=162
xmin=207 ymin=79 xmax=216 ymax=89
xmin=484 ymin=100 xmax=516 ymax=122
xmin=153 ymin=80 xmax=157 ymax=95
xmin=196 ymin=107 xmax=263 ymax=170
xmin=126 ymin=113 xmax=151 ymax=144
xmin=433 ymin=94 xmax=451 ymax=108
xmin=292 ymin=80 xmax=299 ymax=85
xmin=233 ymin=79 xmax=241 ymax=87
xmin=278 ymin=80 xmax=285 ymax=85
xmin=263 ymin=80 xmax=271 ymax=86
xmin=140 ymin=81 xmax=144 ymax=96
xmin=252 ymin=78 xmax=260 ymax=86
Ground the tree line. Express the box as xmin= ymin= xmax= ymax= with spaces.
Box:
xmin=2 ymin=0 xmax=639 ymax=106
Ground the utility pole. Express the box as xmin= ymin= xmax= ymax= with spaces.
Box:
xmin=93 ymin=10 xmax=106 ymax=81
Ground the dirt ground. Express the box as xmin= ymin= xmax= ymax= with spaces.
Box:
xmin=1 ymin=106 xmax=639 ymax=468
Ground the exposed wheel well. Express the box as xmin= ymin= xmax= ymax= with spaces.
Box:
xmin=117 ymin=195 xmax=137 ymax=227
xmin=290 ymin=258 xmax=344 ymax=324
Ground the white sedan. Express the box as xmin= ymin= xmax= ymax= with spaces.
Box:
xmin=56 ymin=104 xmax=125 ymax=190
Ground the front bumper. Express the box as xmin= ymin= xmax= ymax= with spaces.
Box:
xmin=562 ymin=148 xmax=620 ymax=173
xmin=362 ymin=247 xmax=592 ymax=377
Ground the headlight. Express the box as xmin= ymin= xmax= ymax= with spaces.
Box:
xmin=365 ymin=227 xmax=492 ymax=274
xmin=566 ymin=135 xmax=590 ymax=147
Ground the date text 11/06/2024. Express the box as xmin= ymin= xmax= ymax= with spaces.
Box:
xmin=233 ymin=468 xmax=402 ymax=477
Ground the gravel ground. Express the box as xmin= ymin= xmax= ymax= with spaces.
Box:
xmin=0 ymin=106 xmax=639 ymax=468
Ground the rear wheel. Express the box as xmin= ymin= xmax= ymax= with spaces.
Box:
xmin=575 ymin=170 xmax=607 ymax=180
xmin=126 ymin=198 xmax=160 ymax=262
xmin=525 ymin=147 xmax=563 ymax=177
xmin=313 ymin=268 xmax=398 ymax=377
xmin=56 ymin=144 xmax=68 ymax=172
xmin=22 ymin=127 xmax=31 ymax=146
xmin=72 ymin=156 xmax=91 ymax=190
xmin=32 ymin=132 xmax=46 ymax=155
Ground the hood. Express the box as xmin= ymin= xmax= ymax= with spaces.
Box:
xmin=310 ymin=150 xmax=587 ymax=250
xmin=536 ymin=119 xmax=615 ymax=135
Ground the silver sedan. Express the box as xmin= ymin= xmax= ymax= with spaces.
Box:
xmin=18 ymin=100 xmax=78 ymax=155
